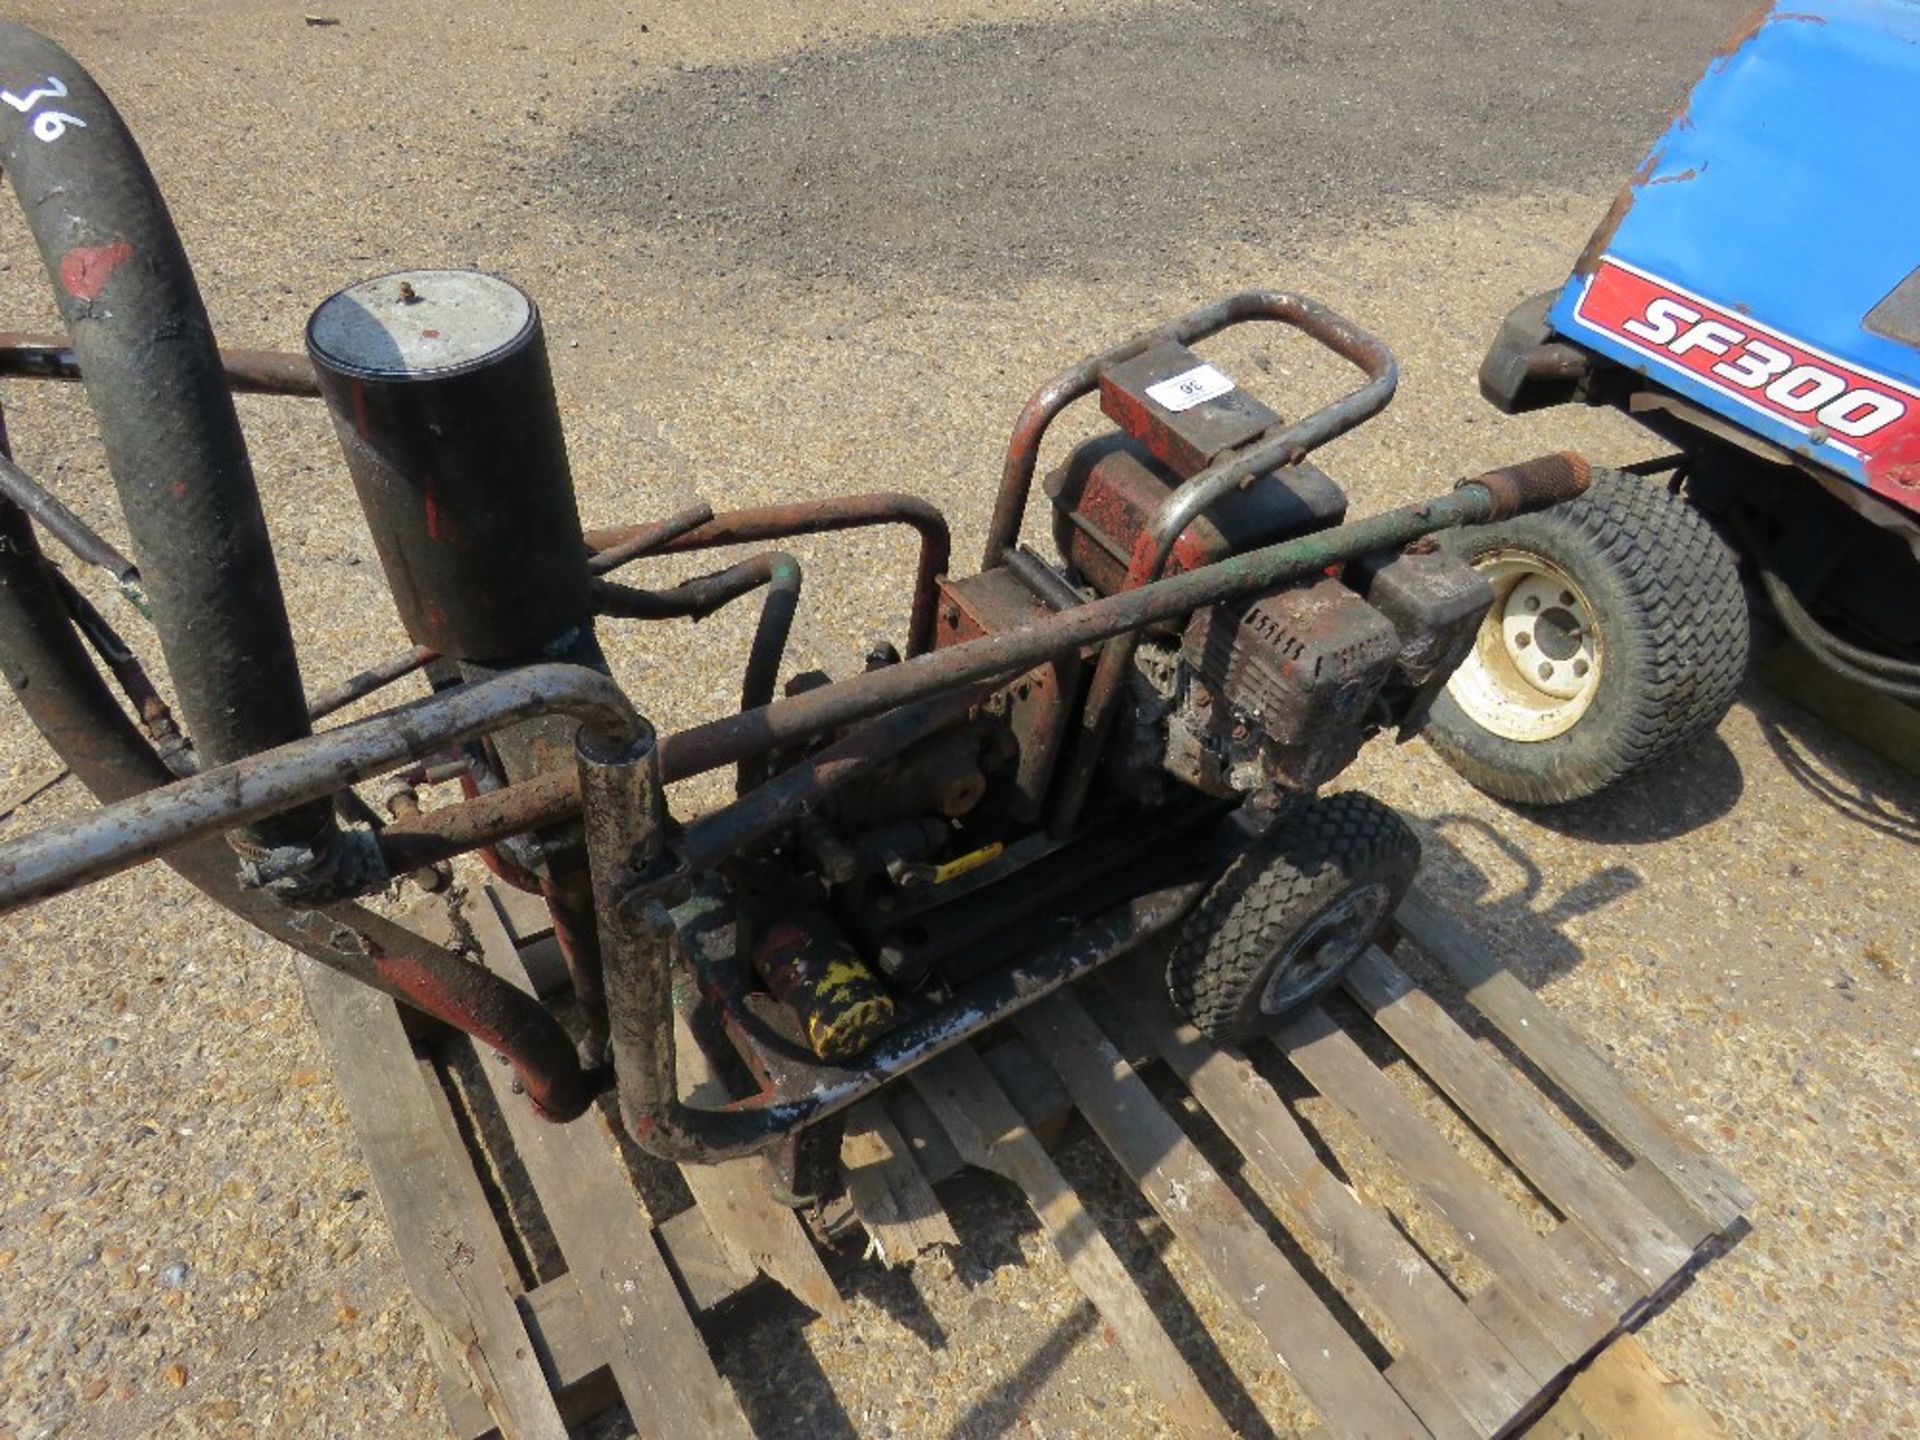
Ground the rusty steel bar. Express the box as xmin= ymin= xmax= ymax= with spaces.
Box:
xmin=1050 ymin=295 xmax=1399 ymax=832
xmin=381 ymin=768 xmax=578 ymax=870
xmin=983 ymin=290 xmax=1395 ymax=569
xmin=594 ymin=549 xmax=804 ymax=792
xmin=0 ymin=664 xmax=639 ymax=911
xmin=591 ymin=552 xmax=796 ymax=622
xmin=377 ymin=458 xmax=1591 ymax=874
xmin=48 ymin=568 xmax=192 ymax=773
xmin=0 ymin=450 xmax=143 ymax=597
xmin=539 ymin=867 xmax=611 ymax=1069
xmin=584 ymin=492 xmax=950 ymax=658
xmin=0 ymin=494 xmax=593 ymax=1119
xmin=585 ymin=500 xmax=716 ymax=575
xmin=736 ymin=552 xmax=802 ymax=792
xmin=0 ymin=332 xmax=320 ymax=396
xmin=306 ymin=643 xmax=438 ymax=722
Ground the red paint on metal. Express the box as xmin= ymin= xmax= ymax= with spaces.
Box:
xmin=1867 ymin=427 xmax=1920 ymax=511
xmin=57 ymin=240 xmax=134 ymax=302
xmin=423 ymin=474 xmax=458 ymax=543
xmin=1579 ymin=260 xmax=1919 ymax=515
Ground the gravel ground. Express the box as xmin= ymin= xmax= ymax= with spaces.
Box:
xmin=1 ymin=2 xmax=1914 ymax=1437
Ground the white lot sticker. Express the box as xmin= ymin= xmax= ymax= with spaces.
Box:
xmin=1146 ymin=362 xmax=1236 ymax=412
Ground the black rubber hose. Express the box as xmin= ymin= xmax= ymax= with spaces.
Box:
xmin=1731 ymin=509 xmax=1920 ymax=697
xmin=0 ymin=22 xmax=332 ymax=856
xmin=591 ymin=551 xmax=802 ymax=792
xmin=736 ymin=551 xmax=801 ymax=794
xmin=1757 ymin=564 xmax=1920 ymax=701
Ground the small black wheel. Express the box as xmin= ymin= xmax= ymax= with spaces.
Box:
xmin=1169 ymin=792 xmax=1419 ymax=1043
xmin=1423 ymin=468 xmax=1749 ymax=805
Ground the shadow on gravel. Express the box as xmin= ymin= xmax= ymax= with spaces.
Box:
xmin=545 ymin=0 xmax=1750 ymax=291
xmin=1412 ymin=811 xmax=1640 ymax=991
xmin=1745 ymin=685 xmax=1919 ymax=846
xmin=709 ymin=1291 xmax=860 ymax=1440
xmin=1511 ymin=731 xmax=1746 ymax=846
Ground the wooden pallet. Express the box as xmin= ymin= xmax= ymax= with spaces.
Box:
xmin=296 ymin=881 xmax=1750 ymax=1440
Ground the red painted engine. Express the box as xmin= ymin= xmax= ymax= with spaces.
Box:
xmin=1038 ymin=340 xmax=1489 ymax=798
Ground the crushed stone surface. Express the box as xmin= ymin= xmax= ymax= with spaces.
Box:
xmin=1 ymin=1 xmax=1913 ymax=1437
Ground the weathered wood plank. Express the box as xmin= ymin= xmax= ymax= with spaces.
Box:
xmin=1392 ymin=889 xmax=1751 ymax=1239
xmin=410 ymin=1058 xmax=560 ymax=1440
xmin=674 ymin=1012 xmax=849 ymax=1322
xmin=655 ymin=1205 xmax=760 ymax=1315
xmin=1017 ymin=993 xmax=1434 ymax=1440
xmin=1093 ymin=984 xmax=1540 ymax=1433
xmin=297 ymin=958 xmax=568 ymax=1440
xmin=1343 ymin=949 xmax=1693 ymax=1292
xmin=516 ymin=1204 xmax=758 ymax=1406
xmin=911 ymin=1043 xmax=1235 ymax=1440
xmin=464 ymin=896 xmax=754 ymax=1440
xmin=1520 ymin=1334 xmax=1729 ymax=1439
xmin=1272 ymin=1004 xmax=1616 ymax=1371
xmin=842 ymin=1098 xmax=959 ymax=1265
xmin=492 ymin=883 xmax=558 ymax=945
xmin=882 ymin=1034 xmax=1075 ymax=1186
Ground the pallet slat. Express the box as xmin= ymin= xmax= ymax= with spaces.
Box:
xmin=296 ymin=959 xmax=568 ymax=1440
xmin=910 ymin=1043 xmax=1234 ymax=1440
xmin=1272 ymin=1003 xmax=1617 ymax=1374
xmin=1017 ymin=993 xmax=1437 ymax=1440
xmin=880 ymin=1036 xmax=1073 ymax=1186
xmin=465 ymin=898 xmax=755 ymax=1440
xmin=1343 ymin=949 xmax=1694 ymax=1291
xmin=1522 ymin=1334 xmax=1729 ymax=1439
xmin=841 ymin=1098 xmax=959 ymax=1265
xmin=1091 ymin=984 xmax=1539 ymax=1435
xmin=307 ymin=881 xmax=1746 ymax=1440
xmin=674 ymin=1013 xmax=849 ymax=1322
xmin=1393 ymin=889 xmax=1752 ymax=1242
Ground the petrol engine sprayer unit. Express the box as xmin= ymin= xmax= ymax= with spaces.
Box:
xmin=0 ymin=23 xmax=1589 ymax=1186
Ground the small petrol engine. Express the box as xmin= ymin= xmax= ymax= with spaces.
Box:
xmin=1042 ymin=340 xmax=1494 ymax=801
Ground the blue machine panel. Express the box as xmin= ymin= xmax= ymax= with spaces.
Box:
xmin=1549 ymin=1 xmax=1920 ymax=512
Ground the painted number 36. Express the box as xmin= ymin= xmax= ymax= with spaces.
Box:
xmin=2 ymin=75 xmax=86 ymax=142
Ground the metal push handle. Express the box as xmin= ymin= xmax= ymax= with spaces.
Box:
xmin=1035 ymin=294 xmax=1400 ymax=832
xmin=983 ymin=290 xmax=1398 ymax=568
xmin=0 ymin=22 xmax=333 ymax=862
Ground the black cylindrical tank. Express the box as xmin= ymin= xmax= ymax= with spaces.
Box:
xmin=307 ymin=269 xmax=590 ymax=662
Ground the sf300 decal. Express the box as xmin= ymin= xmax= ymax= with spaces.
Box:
xmin=1574 ymin=257 xmax=1920 ymax=468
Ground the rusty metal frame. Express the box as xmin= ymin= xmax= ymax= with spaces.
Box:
xmin=587 ymin=492 xmax=951 ymax=659
xmin=0 ymin=75 xmax=1589 ymax=1165
xmin=0 ymin=458 xmax=1587 ymax=916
